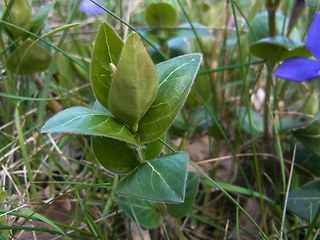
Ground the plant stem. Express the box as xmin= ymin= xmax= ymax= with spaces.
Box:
xmin=280 ymin=144 xmax=296 ymax=240
xmin=266 ymin=0 xmax=279 ymax=37
xmin=264 ymin=64 xmax=274 ymax=140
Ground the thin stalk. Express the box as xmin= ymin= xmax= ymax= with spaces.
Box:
xmin=230 ymin=1 xmax=265 ymax=223
xmin=264 ymin=64 xmax=274 ymax=140
xmin=269 ymin=103 xmax=286 ymax=192
xmin=279 ymin=144 xmax=297 ymax=240
xmin=15 ymin=101 xmax=39 ymax=201
xmin=102 ymin=176 xmax=118 ymax=216
xmin=266 ymin=0 xmax=278 ymax=37
xmin=189 ymin=161 xmax=268 ymax=240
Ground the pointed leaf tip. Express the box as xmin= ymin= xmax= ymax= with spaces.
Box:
xmin=108 ymin=32 xmax=158 ymax=131
xmin=116 ymin=151 xmax=189 ymax=203
xmin=41 ymin=106 xmax=142 ymax=146
xmin=138 ymin=53 xmax=202 ymax=143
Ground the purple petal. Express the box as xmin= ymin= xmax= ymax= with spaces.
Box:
xmin=273 ymin=57 xmax=320 ymax=82
xmin=307 ymin=12 xmax=320 ymax=61
xmin=80 ymin=0 xmax=104 ymax=15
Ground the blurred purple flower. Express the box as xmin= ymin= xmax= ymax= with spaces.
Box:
xmin=80 ymin=0 xmax=104 ymax=15
xmin=273 ymin=12 xmax=320 ymax=82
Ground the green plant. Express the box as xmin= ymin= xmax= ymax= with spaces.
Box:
xmin=41 ymin=21 xmax=202 ymax=227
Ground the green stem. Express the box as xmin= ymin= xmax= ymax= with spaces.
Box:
xmin=280 ymin=145 xmax=296 ymax=240
xmin=15 ymin=101 xmax=39 ymax=201
xmin=264 ymin=64 xmax=274 ymax=140
xmin=231 ymin=1 xmax=266 ymax=225
xmin=266 ymin=0 xmax=279 ymax=37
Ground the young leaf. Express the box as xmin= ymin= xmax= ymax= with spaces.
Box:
xmin=6 ymin=39 xmax=51 ymax=74
xmin=116 ymin=151 xmax=189 ymax=203
xmin=138 ymin=53 xmax=202 ymax=143
xmin=90 ymin=22 xmax=123 ymax=110
xmin=108 ymin=33 xmax=158 ymax=132
xmin=4 ymin=0 xmax=32 ymax=38
xmin=145 ymin=2 xmax=178 ymax=28
xmin=116 ymin=196 xmax=161 ymax=228
xmin=287 ymin=179 xmax=320 ymax=226
xmin=91 ymin=136 xmax=140 ymax=174
xmin=41 ymin=106 xmax=142 ymax=146
xmin=292 ymin=112 xmax=320 ymax=156
xmin=166 ymin=172 xmax=199 ymax=218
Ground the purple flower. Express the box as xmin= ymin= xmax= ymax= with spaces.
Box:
xmin=273 ymin=12 xmax=320 ymax=82
xmin=80 ymin=0 xmax=104 ymax=15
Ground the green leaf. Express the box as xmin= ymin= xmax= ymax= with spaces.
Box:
xmin=294 ymin=144 xmax=320 ymax=177
xmin=138 ymin=53 xmax=202 ymax=143
xmin=292 ymin=112 xmax=320 ymax=156
xmin=287 ymin=180 xmax=320 ymax=226
xmin=236 ymin=106 xmax=264 ymax=137
xmin=108 ymin=33 xmax=158 ymax=132
xmin=145 ymin=2 xmax=178 ymax=28
xmin=247 ymin=12 xmax=300 ymax=46
xmin=6 ymin=39 xmax=51 ymax=74
xmin=30 ymin=3 xmax=53 ymax=34
xmin=41 ymin=106 xmax=142 ymax=146
xmin=92 ymin=136 xmax=140 ymax=174
xmin=143 ymin=133 xmax=166 ymax=160
xmin=166 ymin=172 xmax=199 ymax=218
xmin=116 ymin=151 xmax=189 ymax=203
xmin=90 ymin=22 xmax=123 ymax=110
xmin=249 ymin=36 xmax=311 ymax=68
xmin=4 ymin=0 xmax=32 ymax=38
xmin=116 ymin=196 xmax=161 ymax=228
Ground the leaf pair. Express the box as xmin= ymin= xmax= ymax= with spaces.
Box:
xmin=108 ymin=33 xmax=158 ymax=132
xmin=90 ymin=23 xmax=158 ymax=133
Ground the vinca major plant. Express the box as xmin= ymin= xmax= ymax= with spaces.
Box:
xmin=41 ymin=22 xmax=202 ymax=227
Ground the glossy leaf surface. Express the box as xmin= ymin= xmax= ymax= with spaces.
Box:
xmin=90 ymin=22 xmax=123 ymax=109
xmin=116 ymin=196 xmax=161 ymax=228
xmin=41 ymin=106 xmax=142 ymax=146
xmin=92 ymin=136 xmax=140 ymax=174
xmin=167 ymin=172 xmax=199 ymax=218
xmin=116 ymin=151 xmax=189 ymax=203
xmin=6 ymin=39 xmax=51 ymax=74
xmin=145 ymin=2 xmax=178 ymax=27
xmin=108 ymin=33 xmax=158 ymax=132
xmin=292 ymin=112 xmax=320 ymax=156
xmin=287 ymin=180 xmax=320 ymax=226
xmin=138 ymin=53 xmax=202 ymax=143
